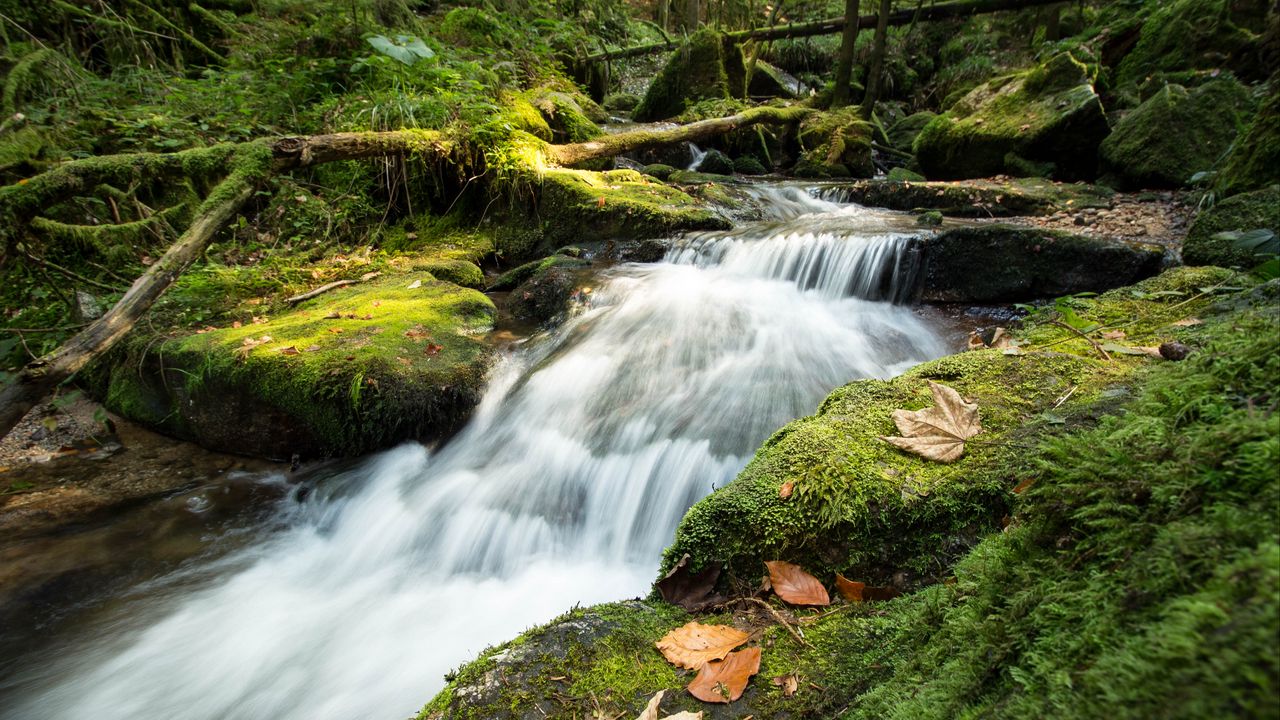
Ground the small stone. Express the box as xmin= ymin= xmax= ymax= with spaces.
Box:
xmin=1159 ymin=342 xmax=1191 ymax=361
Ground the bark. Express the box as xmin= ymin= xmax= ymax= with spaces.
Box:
xmin=583 ymin=0 xmax=1070 ymax=62
xmin=830 ymin=0 xmax=862 ymax=109
xmin=860 ymin=0 xmax=893 ymax=118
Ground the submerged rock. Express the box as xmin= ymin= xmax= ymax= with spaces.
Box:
xmin=1182 ymin=186 xmax=1280 ymax=267
xmin=1099 ymin=80 xmax=1254 ymax=189
xmin=914 ymin=53 xmax=1109 ymax=181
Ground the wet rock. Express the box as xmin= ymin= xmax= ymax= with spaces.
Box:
xmin=887 ymin=166 xmax=925 ymax=182
xmin=886 ymin=111 xmax=936 ymax=154
xmin=503 ymin=262 xmax=591 ymax=326
xmin=746 ymin=60 xmax=799 ymax=99
xmin=1115 ymin=0 xmax=1262 ymax=87
xmin=1099 ymin=80 xmax=1254 ymax=190
xmin=731 ymin=156 xmax=768 ymax=175
xmin=1215 ymin=91 xmax=1280 ymax=198
xmin=914 ymin=53 xmax=1109 ymax=181
xmin=919 ymin=225 xmax=1165 ymax=302
xmin=1182 ymin=186 xmax=1280 ymax=267
xmin=72 ymin=291 xmax=104 ymax=322
xmin=817 ymin=176 xmax=1114 ymax=218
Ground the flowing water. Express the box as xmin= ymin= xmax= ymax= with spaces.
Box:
xmin=1 ymin=185 xmax=949 ymax=720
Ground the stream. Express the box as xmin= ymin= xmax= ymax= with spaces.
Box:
xmin=1 ymin=185 xmax=953 ymax=720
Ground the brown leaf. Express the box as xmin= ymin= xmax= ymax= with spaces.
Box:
xmin=835 ymin=574 xmax=865 ymax=602
xmin=231 ymin=320 xmax=243 ymax=328
xmin=278 ymin=346 xmax=300 ymax=356
xmin=597 ymin=196 xmax=607 ymax=208
xmin=425 ymin=343 xmax=443 ymax=355
xmin=404 ymin=325 xmax=430 ymax=340
xmin=879 ymin=381 xmax=982 ymax=463
xmin=324 ymin=311 xmax=341 ymax=320
xmin=765 ymin=561 xmax=830 ymax=606
xmin=1170 ymin=317 xmax=1202 ymax=327
xmin=655 ymin=622 xmax=749 ymax=670
xmin=771 ymin=673 xmax=799 ymax=697
xmin=637 ymin=690 xmax=664 ymax=720
xmin=1012 ymin=478 xmax=1036 ymax=494
xmin=1101 ymin=329 xmax=1127 ymax=340
xmin=778 ymin=481 xmax=794 ymax=499
xmin=657 ymin=554 xmax=724 ymax=612
xmin=687 ymin=647 xmax=761 ymax=703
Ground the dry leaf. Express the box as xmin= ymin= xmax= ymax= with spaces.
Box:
xmin=637 ymin=690 xmax=664 ymax=720
xmin=660 ymin=713 xmax=703 ymax=719
xmin=771 ymin=674 xmax=799 ymax=697
xmin=879 ymin=381 xmax=982 ymax=463
xmin=278 ymin=346 xmax=300 ymax=355
xmin=1102 ymin=329 xmax=1127 ymax=340
xmin=863 ymin=585 xmax=902 ymax=601
xmin=407 ymin=279 xmax=422 ymax=289
xmin=231 ymin=320 xmax=243 ymax=328
xmin=360 ymin=271 xmax=381 ymax=282
xmin=324 ymin=311 xmax=341 ymax=320
xmin=597 ymin=196 xmax=607 ymax=208
xmin=835 ymin=574 xmax=865 ymax=602
xmin=655 ymin=622 xmax=748 ymax=670
xmin=1170 ymin=317 xmax=1202 ymax=327
xmin=687 ymin=647 xmax=761 ymax=704
xmin=765 ymin=561 xmax=830 ymax=606
xmin=779 ymin=481 xmax=794 ymax=499
xmin=304 ymin=345 xmax=321 ymax=352
xmin=425 ymin=343 xmax=443 ymax=355
xmin=657 ymin=555 xmax=724 ymax=612
xmin=1012 ymin=478 xmax=1036 ymax=494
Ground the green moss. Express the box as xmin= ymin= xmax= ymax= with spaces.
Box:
xmin=102 ymin=273 xmax=496 ymax=457
xmin=887 ymin=167 xmax=925 ymax=182
xmin=643 ymin=163 xmax=677 ymax=180
xmin=487 ymin=253 xmax=588 ymax=292
xmin=732 ymin=156 xmax=767 ymax=175
xmin=602 ymin=92 xmax=641 ymax=113
xmin=795 ymin=106 xmax=874 ymax=179
xmin=886 ymin=111 xmax=936 ymax=153
xmin=825 ymin=176 xmax=1114 ymax=217
xmin=914 ymin=53 xmax=1108 ymax=181
xmin=1215 ymin=89 xmax=1280 ymax=198
xmin=529 ymin=90 xmax=603 ymax=143
xmin=1100 ymin=80 xmax=1254 ymax=189
xmin=633 ymin=28 xmax=745 ymax=122
xmin=1183 ymin=187 xmax=1280 ymax=267
xmin=1116 ymin=0 xmax=1260 ymax=87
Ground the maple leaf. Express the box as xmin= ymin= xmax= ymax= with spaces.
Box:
xmin=687 ymin=647 xmax=761 ymax=703
xmin=880 ymin=382 xmax=981 ymax=463
xmin=765 ymin=561 xmax=830 ymax=606
xmin=655 ymin=622 xmax=748 ymax=670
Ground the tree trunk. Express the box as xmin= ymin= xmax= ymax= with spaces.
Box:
xmin=860 ymin=0 xmax=892 ymax=118
xmin=830 ymin=0 xmax=862 ymax=109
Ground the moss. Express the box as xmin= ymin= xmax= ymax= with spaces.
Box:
xmin=101 ymin=273 xmax=496 ymax=458
xmin=633 ymin=28 xmax=745 ymax=122
xmin=1116 ymin=0 xmax=1260 ymax=87
xmin=886 ymin=111 xmax=937 ymax=154
xmin=502 ymin=95 xmax=553 ymax=142
xmin=916 ymin=209 xmax=943 ymax=226
xmin=1182 ymin=187 xmax=1280 ymax=267
xmin=696 ymin=149 xmax=734 ymax=175
xmin=602 ymin=92 xmax=640 ymax=113
xmin=732 ymin=156 xmax=767 ymax=175
xmin=914 ymin=53 xmax=1109 ymax=181
xmin=529 ymin=90 xmax=603 ymax=143
xmin=819 ymin=177 xmax=1114 ymax=218
xmin=1214 ymin=89 xmax=1280 ymax=198
xmin=794 ymin=106 xmax=873 ymax=179
xmin=487 ymin=253 xmax=588 ymax=292
xmin=887 ymin=167 xmax=925 ymax=182
xmin=1100 ymin=80 xmax=1254 ymax=189
xmin=643 ymin=163 xmax=677 ymax=180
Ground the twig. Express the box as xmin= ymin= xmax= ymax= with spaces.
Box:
xmin=283 ymin=273 xmax=382 ymax=305
xmin=736 ymin=597 xmax=811 ymax=647
xmin=1047 ymin=319 xmax=1111 ymax=361
xmin=0 ymin=324 xmax=89 ymax=333
xmin=21 ymin=249 xmax=127 ymax=293
xmin=1052 ymin=384 xmax=1078 ymax=409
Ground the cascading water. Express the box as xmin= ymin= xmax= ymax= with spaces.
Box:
xmin=1 ymin=185 xmax=949 ymax=720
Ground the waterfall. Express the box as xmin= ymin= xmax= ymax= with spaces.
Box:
xmin=1 ymin=186 xmax=947 ymax=720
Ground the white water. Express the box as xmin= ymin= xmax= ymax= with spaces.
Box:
xmin=3 ymin=187 xmax=947 ymax=720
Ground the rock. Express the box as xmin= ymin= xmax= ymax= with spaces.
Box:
xmin=732 ymin=155 xmax=768 ymax=175
xmin=816 ymin=177 xmax=1114 ymax=218
xmin=487 ymin=254 xmax=588 ymax=292
xmin=746 ymin=60 xmax=799 ymax=98
xmin=887 ymin=166 xmax=925 ymax=182
xmin=1215 ymin=90 xmax=1280 ymax=198
xmin=72 ymin=291 xmax=104 ymax=322
xmin=95 ymin=275 xmax=497 ymax=460
xmin=601 ymin=92 xmax=640 ymax=113
xmin=696 ymin=148 xmax=734 ymax=175
xmin=1182 ymin=187 xmax=1280 ymax=267
xmin=919 ymin=225 xmax=1165 ymax=302
xmin=914 ymin=53 xmax=1110 ymax=181
xmin=666 ymin=169 xmax=735 ymax=185
xmin=917 ymin=210 xmax=944 ymax=227
xmin=887 ymin=110 xmax=936 ymax=153
xmin=1159 ymin=341 xmax=1192 ymax=361
xmin=502 ymin=259 xmax=592 ymax=326
xmin=641 ymin=163 xmax=677 ymax=180
xmin=1116 ymin=0 xmax=1262 ymax=87
xmin=1099 ymin=80 xmax=1254 ymax=190
xmin=529 ymin=90 xmax=604 ymax=143
xmin=794 ymin=106 xmax=874 ymax=179
xmin=633 ymin=28 xmax=746 ymax=122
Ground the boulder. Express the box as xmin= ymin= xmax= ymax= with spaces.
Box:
xmin=601 ymin=92 xmax=640 ymax=113
xmin=746 ymin=60 xmax=800 ymax=98
xmin=914 ymin=53 xmax=1110 ymax=181
xmin=1182 ymin=187 xmax=1280 ymax=267
xmin=1099 ymin=80 xmax=1254 ymax=189
xmin=919 ymin=225 xmax=1165 ymax=302
xmin=886 ymin=110 xmax=936 ymax=154
xmin=817 ymin=177 xmax=1114 ymax=217
xmin=732 ymin=156 xmax=768 ymax=175
xmin=696 ymin=148 xmax=734 ymax=175
xmin=1116 ymin=0 xmax=1261 ymax=87
xmin=633 ymin=28 xmax=746 ymax=121
xmin=794 ymin=106 xmax=874 ymax=179
xmin=501 ymin=258 xmax=592 ymax=325
xmin=1215 ymin=90 xmax=1280 ymax=198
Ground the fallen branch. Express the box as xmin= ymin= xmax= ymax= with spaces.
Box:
xmin=582 ymin=0 xmax=1070 ymax=62
xmin=286 ymin=279 xmax=357 ymax=305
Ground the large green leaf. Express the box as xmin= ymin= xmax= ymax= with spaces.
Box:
xmin=366 ymin=35 xmax=434 ymax=66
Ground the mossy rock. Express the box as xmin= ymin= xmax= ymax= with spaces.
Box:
xmin=535 ymin=168 xmax=729 ymax=248
xmin=1099 ymin=80 xmax=1254 ymax=190
xmin=732 ymin=156 xmax=768 ymax=175
xmin=1116 ymin=0 xmax=1261 ymax=87
xmin=0 ymin=125 xmax=57 ymax=180
xmin=920 ymin=224 xmax=1165 ymax=302
xmin=818 ymin=177 xmax=1115 ymax=218
xmin=794 ymin=106 xmax=874 ymax=179
xmin=642 ymin=163 xmax=677 ymax=180
xmin=696 ymin=148 xmax=734 ymax=175
xmin=487 ymin=253 xmax=589 ymax=292
xmin=98 ymin=275 xmax=496 ymax=459
xmin=666 ymin=169 xmax=735 ymax=185
xmin=1182 ymin=186 xmax=1280 ymax=267
xmin=886 ymin=110 xmax=936 ymax=153
xmin=887 ymin=166 xmax=926 ymax=182
xmin=503 ymin=95 xmax=553 ymax=142
xmin=746 ymin=60 xmax=799 ymax=99
xmin=1215 ymin=89 xmax=1280 ymax=198
xmin=602 ymin=92 xmax=640 ymax=113
xmin=529 ymin=90 xmax=604 ymax=143
xmin=914 ymin=53 xmax=1110 ymax=181
xmin=501 ymin=257 xmax=593 ymax=326
xmin=633 ymin=28 xmax=746 ymax=122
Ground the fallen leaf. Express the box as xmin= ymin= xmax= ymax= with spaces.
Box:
xmin=278 ymin=346 xmax=300 ymax=355
xmin=660 ymin=713 xmax=703 ymax=719
xmin=771 ymin=674 xmax=799 ymax=697
xmin=597 ymin=196 xmax=607 ymax=208
xmin=765 ymin=561 xmax=830 ymax=606
xmin=879 ymin=381 xmax=982 ymax=463
xmin=404 ymin=325 xmax=430 ymax=340
xmin=1101 ymin=329 xmax=1127 ymax=340
xmin=407 ymin=279 xmax=422 ymax=289
xmin=324 ymin=311 xmax=341 ymax=320
xmin=655 ymin=622 xmax=748 ymax=670
xmin=687 ymin=647 xmax=761 ymax=704
xmin=1012 ymin=478 xmax=1036 ymax=494
xmin=657 ymin=554 xmax=724 ymax=612
xmin=778 ymin=481 xmax=794 ymax=499
xmin=231 ymin=320 xmax=243 ymax=329
xmin=396 ymin=356 xmax=411 ymax=367
xmin=1100 ymin=342 xmax=1161 ymax=357
xmin=328 ymin=327 xmax=344 ymax=334
xmin=1170 ymin=317 xmax=1202 ymax=327
xmin=425 ymin=343 xmax=443 ymax=355
xmin=304 ymin=345 xmax=321 ymax=352
xmin=835 ymin=574 xmax=865 ymax=602
xmin=863 ymin=585 xmax=901 ymax=601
